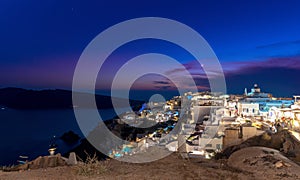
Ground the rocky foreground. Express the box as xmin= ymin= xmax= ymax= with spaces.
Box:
xmin=1 ymin=147 xmax=300 ymax=180
xmin=2 ymin=130 xmax=300 ymax=179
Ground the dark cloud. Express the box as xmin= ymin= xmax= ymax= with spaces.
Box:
xmin=153 ymin=81 xmax=170 ymax=85
xmin=154 ymin=85 xmax=172 ymax=90
xmin=256 ymin=40 xmax=300 ymax=49
xmin=165 ymin=60 xmax=203 ymax=75
xmin=193 ymin=77 xmax=209 ymax=87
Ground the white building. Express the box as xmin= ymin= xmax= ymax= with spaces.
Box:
xmin=244 ymin=84 xmax=271 ymax=102
xmin=237 ymin=102 xmax=260 ymax=116
xmin=292 ymin=96 xmax=300 ymax=110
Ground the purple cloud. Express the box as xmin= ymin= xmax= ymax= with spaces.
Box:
xmin=223 ymin=56 xmax=300 ymax=96
xmin=223 ymin=55 xmax=300 ymax=75
xmin=157 ymin=55 xmax=300 ymax=94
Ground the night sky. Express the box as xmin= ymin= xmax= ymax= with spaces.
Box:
xmin=1 ymin=0 xmax=300 ymax=98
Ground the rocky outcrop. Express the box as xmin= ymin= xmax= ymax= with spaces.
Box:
xmin=60 ymin=131 xmax=80 ymax=145
xmin=217 ymin=130 xmax=300 ymax=163
xmin=228 ymin=147 xmax=300 ymax=179
xmin=16 ymin=154 xmax=67 ymax=170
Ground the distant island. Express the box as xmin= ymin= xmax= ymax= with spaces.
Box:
xmin=0 ymin=87 xmax=142 ymax=109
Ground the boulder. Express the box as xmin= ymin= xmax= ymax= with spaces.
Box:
xmin=67 ymin=152 xmax=77 ymax=165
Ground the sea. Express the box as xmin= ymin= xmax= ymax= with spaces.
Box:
xmin=0 ymin=108 xmax=126 ymax=166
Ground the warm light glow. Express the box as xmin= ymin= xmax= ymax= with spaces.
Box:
xmin=293 ymin=120 xmax=300 ymax=127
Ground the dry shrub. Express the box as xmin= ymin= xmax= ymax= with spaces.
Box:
xmin=75 ymin=151 xmax=110 ymax=176
xmin=0 ymin=165 xmax=16 ymax=172
xmin=262 ymin=133 xmax=271 ymax=141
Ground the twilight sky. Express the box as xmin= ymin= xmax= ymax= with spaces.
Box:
xmin=0 ymin=0 xmax=300 ymax=98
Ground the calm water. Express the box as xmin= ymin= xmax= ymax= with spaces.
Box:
xmin=0 ymin=108 xmax=125 ymax=166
